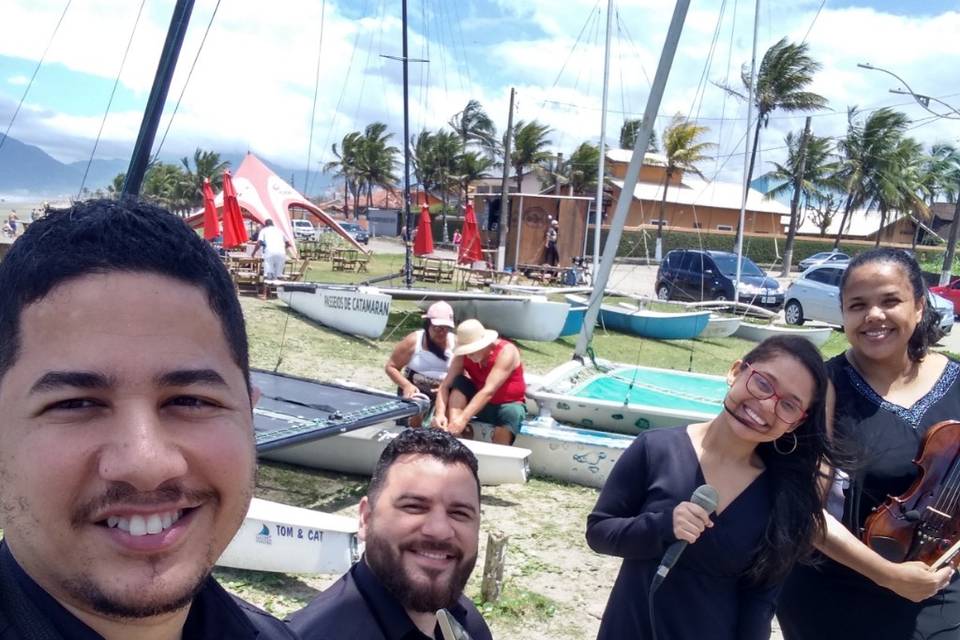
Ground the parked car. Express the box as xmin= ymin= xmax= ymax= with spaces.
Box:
xmin=797 ymin=250 xmax=849 ymax=271
xmin=292 ymin=219 xmax=316 ymax=240
xmin=930 ymin=279 xmax=960 ymax=317
xmin=784 ymin=263 xmax=954 ymax=337
xmin=339 ymin=222 xmax=369 ymax=245
xmin=655 ymin=249 xmax=785 ymax=309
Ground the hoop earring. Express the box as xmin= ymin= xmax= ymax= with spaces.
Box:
xmin=773 ymin=431 xmax=798 ymax=455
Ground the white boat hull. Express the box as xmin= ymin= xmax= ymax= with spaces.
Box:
xmin=474 ymin=417 xmax=633 ymax=489
xmin=733 ymin=322 xmax=833 ymax=347
xmin=444 ymin=297 xmax=569 ymax=342
xmin=278 ymin=284 xmax=391 ymax=339
xmin=218 ymin=498 xmax=358 ymax=574
xmin=375 ymin=287 xmax=568 ymax=342
xmin=699 ymin=315 xmax=742 ymax=339
xmin=261 ymin=424 xmax=531 ymax=485
xmin=526 ymin=359 xmax=724 ymax=435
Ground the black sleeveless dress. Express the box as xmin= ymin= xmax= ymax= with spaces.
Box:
xmin=777 ymin=353 xmax=960 ymax=640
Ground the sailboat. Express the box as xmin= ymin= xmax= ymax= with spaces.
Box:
xmin=526 ymin=0 xmax=733 ymax=435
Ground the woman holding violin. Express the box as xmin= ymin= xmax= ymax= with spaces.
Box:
xmin=778 ymin=248 xmax=959 ymax=639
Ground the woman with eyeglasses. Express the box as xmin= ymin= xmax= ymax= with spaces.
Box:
xmin=586 ymin=335 xmax=836 ymax=640
xmin=777 ymin=248 xmax=958 ymax=639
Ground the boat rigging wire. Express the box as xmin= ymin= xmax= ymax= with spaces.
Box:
xmin=0 ymin=0 xmax=72 ymax=156
xmin=151 ymin=0 xmax=223 ymax=164
xmin=318 ymin=0 xmax=368 ymax=169
xmin=78 ymin=0 xmax=148 ymax=198
xmin=302 ymin=0 xmax=327 ymax=197
xmin=801 ymin=0 xmax=827 ymax=44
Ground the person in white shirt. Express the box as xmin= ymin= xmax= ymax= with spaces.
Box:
xmin=384 ymin=302 xmax=456 ymax=427
xmin=252 ymin=219 xmax=291 ymax=299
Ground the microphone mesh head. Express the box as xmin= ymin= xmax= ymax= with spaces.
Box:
xmin=692 ymin=484 xmax=720 ymax=515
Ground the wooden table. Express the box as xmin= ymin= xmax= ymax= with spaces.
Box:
xmin=518 ymin=263 xmax=567 ymax=285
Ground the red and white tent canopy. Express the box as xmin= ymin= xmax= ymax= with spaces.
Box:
xmin=185 ymin=153 xmax=367 ymax=256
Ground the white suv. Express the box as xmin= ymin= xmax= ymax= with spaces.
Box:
xmin=292 ymin=219 xmax=316 ymax=240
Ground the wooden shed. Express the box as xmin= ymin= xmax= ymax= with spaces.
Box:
xmin=473 ymin=193 xmax=593 ymax=270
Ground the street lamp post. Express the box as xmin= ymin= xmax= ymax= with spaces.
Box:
xmin=858 ymin=63 xmax=960 ymax=286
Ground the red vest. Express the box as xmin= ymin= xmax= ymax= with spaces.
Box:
xmin=462 ymin=339 xmax=526 ymax=404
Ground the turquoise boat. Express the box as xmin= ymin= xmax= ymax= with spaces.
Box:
xmin=527 ymin=359 xmax=727 ymax=435
xmin=566 ymin=294 xmax=710 ymax=340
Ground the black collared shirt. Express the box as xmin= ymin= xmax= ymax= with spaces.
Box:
xmin=351 ymin=559 xmax=491 ymax=640
xmin=0 ymin=542 xmax=297 ymax=639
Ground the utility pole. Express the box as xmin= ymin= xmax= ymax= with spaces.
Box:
xmin=781 ymin=116 xmax=811 ymax=277
xmin=496 ymin=88 xmax=515 ymax=271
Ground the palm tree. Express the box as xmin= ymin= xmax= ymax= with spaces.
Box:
xmin=410 ymin=129 xmax=438 ymax=205
xmin=619 ymin=119 xmax=658 ymax=152
xmin=832 ymin=108 xmax=910 ymax=248
xmin=430 ymin=130 xmax=464 ymax=242
xmin=766 ymin=128 xmax=839 ymax=274
xmin=356 ymin=122 xmax=399 ymax=211
xmin=509 ymin=120 xmax=553 ymax=194
xmin=456 ymin=151 xmax=494 ymax=203
xmin=141 ymin=162 xmax=192 ymax=213
xmin=325 ymin=131 xmax=364 ymax=218
xmin=449 ymin=100 xmax=498 ymax=155
xmin=867 ymin=135 xmax=927 ymax=248
xmin=721 ymin=37 xmax=827 ymax=236
xmin=180 ymin=148 xmax=229 ymax=208
xmin=656 ymin=116 xmax=713 ymax=257
xmin=562 ymin=142 xmax=601 ymax=194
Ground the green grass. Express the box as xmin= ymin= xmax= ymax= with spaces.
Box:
xmin=475 ymin=582 xmax=559 ymax=623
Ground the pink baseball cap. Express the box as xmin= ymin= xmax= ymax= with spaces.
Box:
xmin=422 ymin=301 xmax=455 ymax=328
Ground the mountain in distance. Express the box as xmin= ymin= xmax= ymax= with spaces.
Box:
xmin=0 ymin=135 xmax=332 ymax=199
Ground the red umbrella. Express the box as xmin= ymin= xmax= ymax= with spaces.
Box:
xmin=201 ymin=178 xmax=220 ymax=240
xmin=458 ymin=202 xmax=483 ymax=265
xmin=413 ymin=203 xmax=434 ymax=256
xmin=221 ymin=170 xmax=249 ymax=249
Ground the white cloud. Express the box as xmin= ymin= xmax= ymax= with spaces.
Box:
xmin=0 ymin=0 xmax=956 ymax=185
xmin=7 ymin=75 xmax=28 ymax=86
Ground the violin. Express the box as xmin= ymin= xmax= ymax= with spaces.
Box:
xmin=864 ymin=420 xmax=960 ymax=569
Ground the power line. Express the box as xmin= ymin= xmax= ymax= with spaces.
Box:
xmin=78 ymin=0 xmax=147 ymax=196
xmin=152 ymin=0 xmax=223 ymax=163
xmin=0 ymin=0 xmax=72 ymax=156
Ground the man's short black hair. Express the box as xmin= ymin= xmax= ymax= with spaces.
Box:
xmin=0 ymin=198 xmax=249 ymax=386
xmin=367 ymin=428 xmax=480 ymax=504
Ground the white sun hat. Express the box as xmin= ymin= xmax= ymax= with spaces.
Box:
xmin=452 ymin=318 xmax=499 ymax=356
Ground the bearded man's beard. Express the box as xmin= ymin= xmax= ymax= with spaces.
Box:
xmin=364 ymin=525 xmax=477 ymax=612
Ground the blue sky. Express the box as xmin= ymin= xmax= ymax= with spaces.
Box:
xmin=1 ymin=0 xmax=958 ymax=194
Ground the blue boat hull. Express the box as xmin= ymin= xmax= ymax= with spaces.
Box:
xmin=599 ymin=306 xmax=710 ymax=340
xmin=560 ymin=306 xmax=587 ymax=337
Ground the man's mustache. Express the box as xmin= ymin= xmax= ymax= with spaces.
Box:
xmin=71 ymin=483 xmax=218 ymax=528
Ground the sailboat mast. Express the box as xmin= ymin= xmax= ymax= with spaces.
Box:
xmin=593 ymin=0 xmax=613 ymax=277
xmin=734 ymin=0 xmax=761 ymax=295
xmin=122 ymin=0 xmax=194 ymax=198
xmin=574 ymin=0 xmax=691 ymax=359
xmin=402 ymin=0 xmax=413 ymax=287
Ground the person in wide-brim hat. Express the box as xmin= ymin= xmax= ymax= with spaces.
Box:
xmin=384 ymin=301 xmax=456 ymax=427
xmin=452 ymin=319 xmax=498 ymax=356
xmin=433 ymin=319 xmax=527 ymax=446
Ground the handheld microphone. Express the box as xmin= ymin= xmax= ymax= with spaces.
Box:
xmin=651 ymin=484 xmax=719 ymax=591
xmin=436 ymin=609 xmax=472 ymax=640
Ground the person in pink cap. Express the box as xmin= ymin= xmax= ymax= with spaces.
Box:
xmin=385 ymin=301 xmax=457 ymax=427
